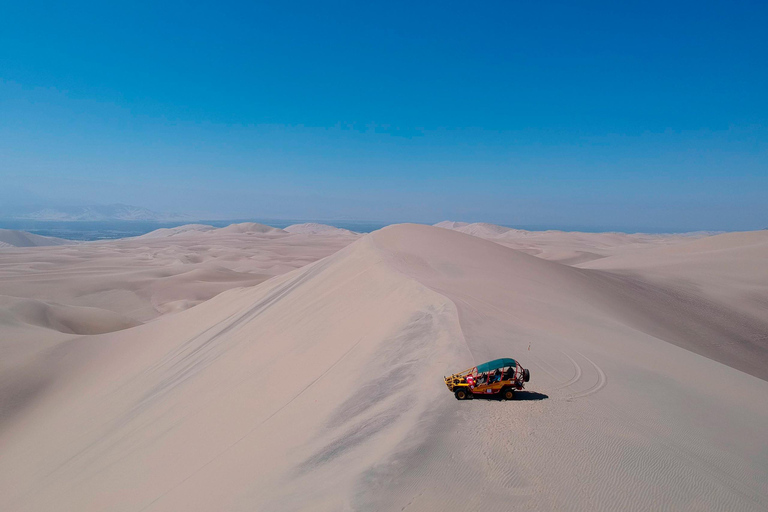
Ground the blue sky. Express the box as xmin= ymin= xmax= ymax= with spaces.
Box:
xmin=1 ymin=0 xmax=766 ymax=231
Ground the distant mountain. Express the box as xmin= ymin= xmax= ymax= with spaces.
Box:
xmin=12 ymin=204 xmax=189 ymax=222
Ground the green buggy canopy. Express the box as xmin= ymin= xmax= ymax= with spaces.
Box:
xmin=475 ymin=358 xmax=516 ymax=374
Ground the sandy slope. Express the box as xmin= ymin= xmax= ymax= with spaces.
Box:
xmin=216 ymin=222 xmax=286 ymax=234
xmin=434 ymin=221 xmax=712 ymax=264
xmin=135 ymin=224 xmax=218 ymax=239
xmin=0 ymin=229 xmax=74 ymax=248
xmin=1 ymin=224 xmax=766 ymax=511
xmin=284 ymin=223 xmax=357 ymax=236
xmin=0 ymin=224 xmax=360 ymax=404
xmin=578 ymin=230 xmax=768 ymax=380
xmin=433 ymin=220 xmax=469 ymax=230
xmin=138 ymin=222 xmax=285 ymax=239
xmin=0 ymin=225 xmax=358 ymax=325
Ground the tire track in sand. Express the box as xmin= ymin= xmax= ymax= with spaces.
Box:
xmin=568 ymin=352 xmax=606 ymax=399
xmin=555 ymin=352 xmax=582 ymax=390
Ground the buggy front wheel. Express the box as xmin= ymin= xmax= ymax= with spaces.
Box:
xmin=502 ymin=388 xmax=515 ymax=401
xmin=455 ymin=388 xmax=470 ymax=400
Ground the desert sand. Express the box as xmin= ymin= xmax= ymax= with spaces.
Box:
xmin=434 ymin=221 xmax=713 ymax=264
xmin=284 ymin=223 xmax=358 ymax=236
xmin=0 ymin=229 xmax=74 ymax=248
xmin=1 ymin=223 xmax=767 ymax=511
xmin=0 ymin=223 xmax=359 ymax=380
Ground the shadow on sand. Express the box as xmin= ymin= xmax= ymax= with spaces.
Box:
xmin=472 ymin=391 xmax=549 ymax=401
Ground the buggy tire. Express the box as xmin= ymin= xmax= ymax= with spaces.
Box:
xmin=502 ymin=388 xmax=515 ymax=401
xmin=454 ymin=388 xmax=470 ymax=400
xmin=523 ymin=368 xmax=530 ymax=382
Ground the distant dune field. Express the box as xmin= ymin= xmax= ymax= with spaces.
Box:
xmin=0 ymin=229 xmax=74 ymax=248
xmin=1 ymin=223 xmax=767 ymax=511
xmin=434 ymin=220 xmax=713 ymax=264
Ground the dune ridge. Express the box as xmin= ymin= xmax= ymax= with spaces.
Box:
xmin=135 ymin=224 xmax=217 ymax=239
xmin=137 ymin=222 xmax=285 ymax=239
xmin=216 ymin=222 xmax=286 ymax=234
xmin=435 ymin=220 xmax=714 ymax=264
xmin=0 ymin=224 xmax=358 ymax=324
xmin=284 ymin=223 xmax=357 ymax=235
xmin=0 ymin=229 xmax=74 ymax=248
xmin=0 ymin=296 xmax=140 ymax=335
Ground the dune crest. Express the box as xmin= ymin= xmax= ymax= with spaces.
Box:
xmin=141 ymin=222 xmax=288 ymax=239
xmin=0 ymin=296 xmax=140 ymax=335
xmin=136 ymin=224 xmax=217 ymax=239
xmin=215 ymin=222 xmax=286 ymax=234
xmin=0 ymin=229 xmax=74 ymax=248
xmin=0 ymin=225 xmax=355 ymax=324
xmin=435 ymin=220 xmax=713 ymax=264
xmin=433 ymin=220 xmax=469 ymax=229
xmin=284 ymin=222 xmax=358 ymax=235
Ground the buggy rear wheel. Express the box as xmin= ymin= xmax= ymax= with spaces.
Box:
xmin=454 ymin=388 xmax=470 ymax=400
xmin=502 ymin=388 xmax=515 ymax=400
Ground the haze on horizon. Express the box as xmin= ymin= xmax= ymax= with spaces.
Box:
xmin=1 ymin=1 xmax=766 ymax=232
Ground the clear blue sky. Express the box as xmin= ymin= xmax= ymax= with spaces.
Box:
xmin=1 ymin=0 xmax=766 ymax=231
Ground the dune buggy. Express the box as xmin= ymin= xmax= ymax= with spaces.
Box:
xmin=444 ymin=357 xmax=530 ymax=400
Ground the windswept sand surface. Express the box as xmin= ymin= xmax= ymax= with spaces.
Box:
xmin=0 ymin=224 xmax=359 ymax=376
xmin=435 ymin=221 xmax=713 ymax=264
xmin=0 ymin=223 xmax=358 ymax=323
xmin=284 ymin=223 xmax=358 ymax=236
xmin=0 ymin=229 xmax=75 ymax=248
xmin=1 ymin=224 xmax=767 ymax=511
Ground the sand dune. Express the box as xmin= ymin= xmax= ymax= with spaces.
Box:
xmin=136 ymin=224 xmax=217 ymax=239
xmin=451 ymin=221 xmax=529 ymax=238
xmin=284 ymin=223 xmax=357 ymax=235
xmin=0 ymin=225 xmax=358 ymax=324
xmin=1 ymin=224 xmax=766 ymax=511
xmin=0 ymin=224 xmax=360 ymax=441
xmin=0 ymin=295 xmax=140 ymax=335
xmin=433 ymin=220 xmax=469 ymax=230
xmin=141 ymin=222 xmax=287 ymax=238
xmin=0 ymin=229 xmax=74 ymax=248
xmin=435 ymin=220 xmax=712 ymax=264
xmin=578 ymin=230 xmax=768 ymax=379
xmin=216 ymin=222 xmax=286 ymax=234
